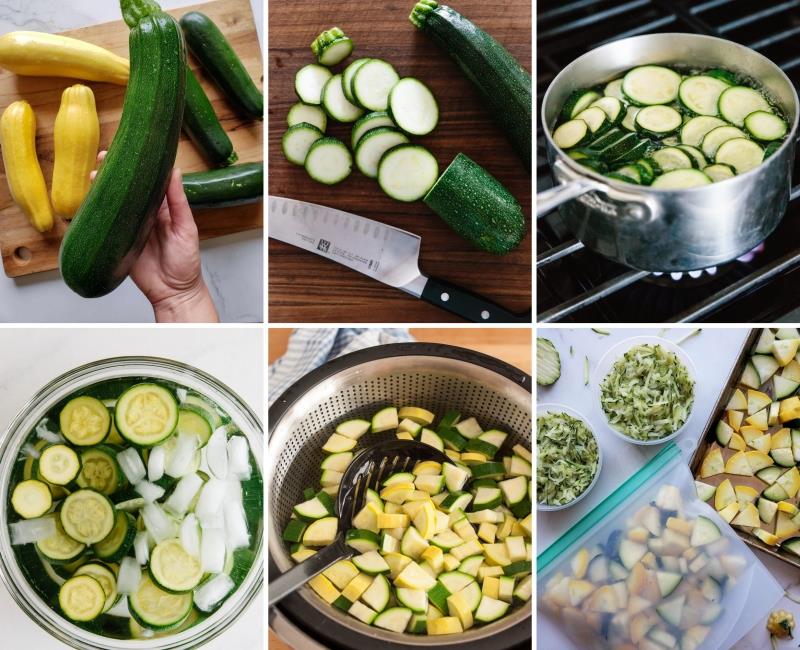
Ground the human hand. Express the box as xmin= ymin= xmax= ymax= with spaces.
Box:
xmin=92 ymin=151 xmax=219 ymax=323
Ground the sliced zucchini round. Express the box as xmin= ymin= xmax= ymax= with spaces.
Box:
xmin=718 ymin=85 xmax=771 ymax=127
xmin=322 ymin=73 xmax=364 ymax=123
xmin=61 ymin=489 xmax=115 ymax=544
xmin=11 ymin=479 xmax=52 ymax=519
xmin=93 ymin=510 xmax=136 ymax=562
xmin=561 ymin=89 xmax=601 ymax=120
xmin=76 ymin=445 xmax=122 ymax=495
xmin=352 ymin=59 xmax=399 ymax=111
xmin=150 ymin=538 xmax=203 ymax=593
xmin=295 ymin=63 xmax=333 ymax=105
xmin=388 ymin=77 xmax=439 ymax=136
xmin=129 ymin=574 xmax=193 ymax=631
xmin=703 ymin=163 xmax=736 ymax=183
xmin=59 ymin=574 xmax=105 ymax=622
xmin=287 ymin=102 xmax=327 ymax=132
xmin=573 ymin=106 xmax=609 ymax=134
xmin=305 ymin=137 xmax=352 ymax=185
xmin=680 ymin=115 xmax=726 ymax=147
xmin=354 ymin=127 xmax=409 ymax=179
xmin=676 ymin=145 xmax=707 ymax=169
xmin=715 ymin=137 xmax=764 ymax=174
xmin=622 ymin=65 xmax=681 ymax=106
xmin=552 ymin=119 xmax=590 ymax=149
xmin=651 ymin=169 xmax=712 ymax=189
xmin=590 ymin=96 xmax=624 ymax=123
xmin=60 ymin=396 xmax=111 ymax=446
xmin=176 ymin=408 xmax=213 ymax=447
xmin=310 ymin=27 xmax=353 ymax=67
xmin=377 ymin=144 xmax=438 ymax=202
xmin=700 ymin=125 xmax=747 ymax=159
xmin=37 ymin=516 xmax=86 ymax=564
xmin=342 ymin=57 xmax=371 ymax=104
xmin=39 ymin=444 xmax=81 ymax=486
xmin=678 ymin=75 xmax=729 ymax=116
xmin=351 ymin=111 xmax=395 ymax=149
xmin=744 ymin=110 xmax=788 ymax=141
xmin=651 ymin=147 xmax=694 ymax=172
xmin=634 ymin=105 xmax=682 ymax=137
xmin=75 ymin=562 xmax=118 ymax=613
xmin=115 ymin=383 xmax=179 ymax=447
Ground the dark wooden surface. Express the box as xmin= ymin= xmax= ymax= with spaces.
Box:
xmin=0 ymin=0 xmax=263 ymax=278
xmin=268 ymin=0 xmax=531 ymax=323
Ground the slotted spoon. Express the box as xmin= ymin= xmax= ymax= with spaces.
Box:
xmin=269 ymin=439 xmax=452 ymax=604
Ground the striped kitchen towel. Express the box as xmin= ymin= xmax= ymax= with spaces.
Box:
xmin=269 ymin=328 xmax=413 ymax=406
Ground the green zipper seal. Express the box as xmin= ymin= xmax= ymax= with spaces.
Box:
xmin=537 ymin=442 xmax=681 ymax=573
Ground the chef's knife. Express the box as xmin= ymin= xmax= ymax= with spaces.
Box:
xmin=269 ymin=196 xmax=530 ymax=323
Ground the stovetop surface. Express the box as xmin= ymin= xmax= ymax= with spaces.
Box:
xmin=537 ymin=0 xmax=800 ymax=322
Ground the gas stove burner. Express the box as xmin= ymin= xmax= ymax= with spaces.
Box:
xmin=646 ymin=244 xmax=767 ymax=286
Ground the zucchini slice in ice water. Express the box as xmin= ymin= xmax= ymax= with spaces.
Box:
xmin=536 ymin=338 xmax=560 ymax=386
xmin=304 ymin=137 xmax=353 ymax=185
xmin=295 ymin=64 xmax=333 ymax=105
xmin=59 ymin=574 xmax=106 ymax=622
xmin=311 ymin=27 xmax=353 ymax=67
xmin=552 ymin=119 xmax=590 ymax=149
xmin=354 ymin=127 xmax=409 ymax=178
xmin=622 ymin=65 xmax=681 ymax=105
xmin=377 ymin=144 xmax=438 ymax=202
xmin=652 ymin=169 xmax=712 ymax=189
xmin=76 ymin=445 xmax=122 ymax=495
xmin=129 ymin=574 xmax=193 ymax=631
xmin=634 ymin=105 xmax=682 ymax=137
xmin=389 ymin=77 xmax=439 ymax=136
xmin=176 ymin=408 xmax=213 ymax=446
xmin=93 ymin=510 xmax=135 ymax=562
xmin=282 ymin=123 xmax=324 ymax=166
xmin=678 ymin=75 xmax=729 ymax=116
xmin=37 ymin=516 xmax=86 ymax=563
xmin=342 ymin=57 xmax=371 ymax=104
xmin=703 ymin=163 xmax=735 ymax=182
xmin=11 ymin=479 xmax=52 ymax=519
xmin=38 ymin=444 xmax=80 ymax=485
xmin=74 ymin=562 xmax=118 ymax=613
xmin=150 ymin=538 xmax=203 ymax=593
xmin=60 ymin=395 xmax=111 ymax=446
xmin=715 ymin=138 xmax=764 ymax=174
xmin=351 ymin=111 xmax=395 ymax=148
xmin=322 ymin=74 xmax=364 ymax=123
xmin=60 ymin=488 xmax=115 ymax=544
xmin=719 ymin=86 xmax=772 ymax=127
xmin=115 ymin=383 xmax=179 ymax=447
xmin=352 ymin=59 xmax=400 ymax=111
xmin=287 ymin=102 xmax=327 ymax=132
xmin=744 ymin=110 xmax=788 ymax=141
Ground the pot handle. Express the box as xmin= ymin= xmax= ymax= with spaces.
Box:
xmin=537 ymin=158 xmax=595 ymax=218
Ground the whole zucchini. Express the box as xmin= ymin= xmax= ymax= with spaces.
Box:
xmin=180 ymin=11 xmax=263 ymax=120
xmin=423 ymin=153 xmax=524 ymax=255
xmin=410 ymin=0 xmax=532 ymax=169
xmin=182 ymin=162 xmax=263 ymax=209
xmin=52 ymin=84 xmax=100 ymax=219
xmin=0 ymin=100 xmax=53 ymax=232
xmin=59 ymin=2 xmax=186 ymax=298
xmin=183 ymin=67 xmax=238 ymax=167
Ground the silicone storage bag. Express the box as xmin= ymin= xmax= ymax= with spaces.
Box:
xmin=537 ymin=443 xmax=783 ymax=650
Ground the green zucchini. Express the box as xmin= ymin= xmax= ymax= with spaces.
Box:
xmin=59 ymin=3 xmax=186 ymax=298
xmin=183 ymin=67 xmax=237 ymax=167
xmin=182 ymin=162 xmax=263 ymax=209
xmin=423 ymin=153 xmax=524 ymax=255
xmin=410 ymin=0 xmax=531 ymax=169
xmin=311 ymin=27 xmax=354 ymax=66
xmin=180 ymin=11 xmax=263 ymax=120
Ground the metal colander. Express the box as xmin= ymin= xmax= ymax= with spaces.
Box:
xmin=268 ymin=343 xmax=531 ymax=650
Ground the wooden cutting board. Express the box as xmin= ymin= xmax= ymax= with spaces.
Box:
xmin=268 ymin=0 xmax=532 ymax=323
xmin=0 ymin=0 xmax=263 ymax=278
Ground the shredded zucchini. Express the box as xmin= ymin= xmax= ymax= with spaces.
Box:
xmin=599 ymin=344 xmax=694 ymax=441
xmin=537 ymin=411 xmax=598 ymax=506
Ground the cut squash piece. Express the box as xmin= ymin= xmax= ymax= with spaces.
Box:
xmin=780 ymin=396 xmax=800 ymax=423
xmin=753 ymin=527 xmax=779 ymax=546
xmin=700 ymin=448 xmax=724 ymax=478
xmin=745 ymin=408 xmax=768 ymax=431
xmin=749 ymin=434 xmax=771 ymax=453
xmin=752 ymin=355 xmax=780 ymax=384
xmin=727 ymin=409 xmax=744 ymax=431
xmin=725 ymin=388 xmax=747 ymax=411
xmin=773 ymin=338 xmax=800 ymax=366
xmin=714 ymin=479 xmax=736 ymax=511
xmin=769 ymin=401 xmax=781 ymax=425
xmin=715 ymin=420 xmax=733 ymax=446
xmin=718 ymin=502 xmax=739 ymax=523
xmin=724 ymin=451 xmax=753 ymax=476
xmin=772 ymin=428 xmax=792 ymax=449
xmin=744 ymin=450 xmax=773 ymax=473
xmin=783 ymin=360 xmax=800 ymax=383
xmin=428 ymin=616 xmax=463 ymax=635
xmin=777 ymin=511 xmax=800 ymax=540
xmin=774 ymin=375 xmax=800 ymax=400
xmin=755 ymin=328 xmax=777 ymax=353
xmin=728 ymin=433 xmax=747 ymax=451
xmin=739 ymin=362 xmax=761 ymax=389
xmin=777 ymin=466 xmax=800 ymax=498
xmin=731 ymin=503 xmax=759 ymax=528
xmin=734 ymin=485 xmax=758 ymax=509
xmin=747 ymin=389 xmax=772 ymax=415
xmin=740 ymin=426 xmax=764 ymax=446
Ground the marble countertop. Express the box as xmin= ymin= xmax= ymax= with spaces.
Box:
xmin=537 ymin=327 xmax=799 ymax=650
xmin=0 ymin=0 xmax=263 ymax=323
xmin=0 ymin=326 xmax=264 ymax=648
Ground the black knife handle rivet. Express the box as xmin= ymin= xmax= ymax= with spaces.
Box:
xmin=440 ymin=292 xmax=450 ymax=302
xmin=481 ymin=310 xmax=490 ymax=320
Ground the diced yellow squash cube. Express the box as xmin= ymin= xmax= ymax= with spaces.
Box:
xmin=727 ymin=408 xmax=744 ymax=431
xmin=497 ymin=515 xmax=515 ymax=540
xmin=700 ymin=448 xmax=724 ymax=478
xmin=518 ymin=513 xmax=532 ymax=538
xmin=447 ymin=591 xmax=474 ymax=629
xmin=482 ymin=576 xmax=500 ymax=599
xmin=459 ymin=452 xmax=488 ymax=465
xmin=451 ymin=538 xmax=483 ymax=561
xmin=778 ymin=501 xmax=800 ymax=515
xmin=726 ymin=388 xmax=747 ymax=410
xmin=394 ymin=560 xmax=437 ymax=590
xmin=341 ymin=573 xmax=373 ymax=601
xmin=749 ymin=433 xmax=771 ymax=453
xmin=780 ymin=397 xmax=800 ymax=423
xmin=412 ymin=501 xmax=437 ymax=540
xmin=774 ymin=338 xmax=800 ymax=366
xmin=322 ymin=433 xmax=357 ymax=454
xmin=384 ymin=552 xmax=413 ymax=579
xmin=735 ymin=485 xmax=759 ymax=509
xmin=714 ymin=479 xmax=736 ymax=511
xmin=778 ymin=466 xmax=800 ymax=499
xmin=745 ymin=408 xmax=768 ymax=431
xmin=443 ymin=554 xmax=460 ymax=572
xmin=753 ymin=527 xmax=780 ymax=546
xmin=718 ymin=502 xmax=739 ymax=523
xmin=776 ymin=511 xmax=800 ymax=540
xmin=728 ymin=433 xmax=746 ymax=450
xmin=396 ymin=431 xmax=414 ymax=441
xmin=478 ymin=522 xmax=497 ymax=543
xmin=747 ymin=389 xmax=772 ymax=415
xmin=739 ymin=425 xmax=764 ymax=445
xmin=478 ymin=565 xmax=504 ymax=580
xmin=744 ymin=450 xmax=773 ymax=472
xmin=427 ymin=616 xmax=463 ymax=635
xmin=505 ymin=536 xmax=527 ymax=562
xmin=380 ymin=482 xmax=416 ymax=504
xmin=666 ymin=517 xmax=693 ymax=537
xmin=773 ymin=427 xmax=792 ymax=449
xmin=413 ymin=460 xmax=442 ymax=476
xmin=725 ymin=451 xmax=752 ymax=475
xmin=323 ymin=560 xmax=360 ymax=590
xmin=444 ymin=450 xmax=461 ymax=462
xmin=731 ymin=503 xmax=759 ymax=528
xmin=308 ymin=574 xmax=340 ymax=604
xmin=291 ymin=547 xmax=317 ymax=563
xmin=377 ymin=513 xmax=410 ymax=529
xmin=484 ymin=542 xmax=511 ymax=566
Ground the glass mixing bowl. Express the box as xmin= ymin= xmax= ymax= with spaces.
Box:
xmin=0 ymin=356 xmax=263 ymax=649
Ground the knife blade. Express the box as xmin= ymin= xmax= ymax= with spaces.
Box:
xmin=269 ymin=196 xmax=530 ymax=323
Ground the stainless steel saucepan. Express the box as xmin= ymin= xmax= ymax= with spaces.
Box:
xmin=538 ymin=33 xmax=799 ymax=272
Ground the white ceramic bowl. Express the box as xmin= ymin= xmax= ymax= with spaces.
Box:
xmin=537 ymin=403 xmax=603 ymax=511
xmin=592 ymin=335 xmax=698 ymax=447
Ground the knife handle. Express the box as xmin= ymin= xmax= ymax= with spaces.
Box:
xmin=421 ymin=277 xmax=531 ymax=323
